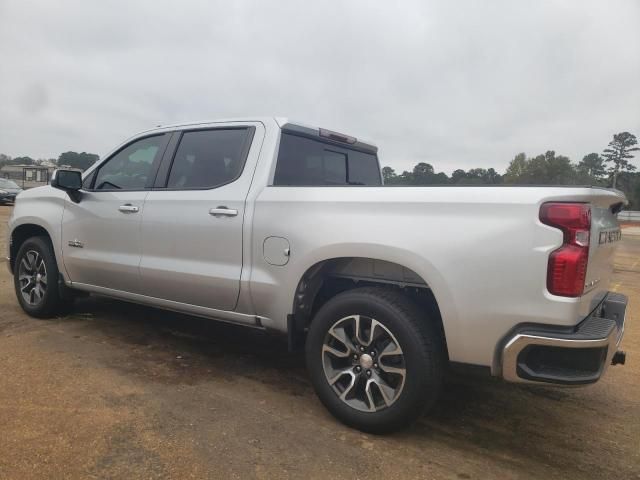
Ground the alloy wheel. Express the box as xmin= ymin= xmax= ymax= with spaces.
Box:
xmin=18 ymin=250 xmax=48 ymax=306
xmin=322 ymin=314 xmax=406 ymax=412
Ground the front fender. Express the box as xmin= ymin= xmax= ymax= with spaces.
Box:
xmin=8 ymin=187 xmax=67 ymax=279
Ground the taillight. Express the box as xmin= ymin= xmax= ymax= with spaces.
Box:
xmin=540 ymin=202 xmax=591 ymax=297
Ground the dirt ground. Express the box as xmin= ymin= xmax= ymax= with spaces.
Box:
xmin=0 ymin=204 xmax=638 ymax=480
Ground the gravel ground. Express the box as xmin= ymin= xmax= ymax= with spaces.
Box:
xmin=0 ymin=204 xmax=638 ymax=479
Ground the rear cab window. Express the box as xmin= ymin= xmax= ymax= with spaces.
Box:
xmin=273 ymin=131 xmax=381 ymax=186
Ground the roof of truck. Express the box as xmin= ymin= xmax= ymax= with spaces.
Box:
xmin=134 ymin=117 xmax=378 ymax=152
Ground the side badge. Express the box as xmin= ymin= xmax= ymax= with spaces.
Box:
xmin=68 ymin=239 xmax=84 ymax=248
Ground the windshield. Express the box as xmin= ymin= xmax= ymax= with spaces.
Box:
xmin=0 ymin=178 xmax=20 ymax=189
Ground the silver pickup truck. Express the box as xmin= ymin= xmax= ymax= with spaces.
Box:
xmin=6 ymin=117 xmax=628 ymax=432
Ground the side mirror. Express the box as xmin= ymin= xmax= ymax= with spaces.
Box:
xmin=51 ymin=169 xmax=82 ymax=202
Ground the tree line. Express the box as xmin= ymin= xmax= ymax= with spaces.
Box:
xmin=383 ymin=131 xmax=640 ymax=209
xmin=0 ymin=151 xmax=99 ymax=171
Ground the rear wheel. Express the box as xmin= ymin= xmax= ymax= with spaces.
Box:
xmin=305 ymin=287 xmax=444 ymax=433
xmin=14 ymin=236 xmax=70 ymax=318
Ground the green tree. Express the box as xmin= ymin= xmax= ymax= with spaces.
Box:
xmin=504 ymin=151 xmax=575 ymax=185
xmin=381 ymin=166 xmax=397 ymax=184
xmin=576 ymin=153 xmax=606 ymax=185
xmin=409 ymin=163 xmax=451 ymax=185
xmin=397 ymin=170 xmax=414 ymax=184
xmin=504 ymin=153 xmax=528 ymax=183
xmin=57 ymin=151 xmax=99 ymax=171
xmin=456 ymin=168 xmax=486 ymax=185
xmin=11 ymin=156 xmax=36 ymax=165
xmin=466 ymin=168 xmax=487 ymax=184
xmin=616 ymin=172 xmax=640 ymax=209
xmin=485 ymin=168 xmax=502 ymax=184
xmin=411 ymin=162 xmax=435 ymax=184
xmin=452 ymin=167 xmax=502 ymax=185
xmin=432 ymin=172 xmax=449 ymax=184
xmin=578 ymin=153 xmax=606 ymax=178
xmin=543 ymin=151 xmax=575 ymax=185
xmin=602 ymin=132 xmax=639 ymax=189
xmin=451 ymin=169 xmax=467 ymax=184
xmin=413 ymin=162 xmax=435 ymax=185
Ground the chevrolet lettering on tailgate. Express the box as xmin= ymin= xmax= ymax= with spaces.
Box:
xmin=599 ymin=229 xmax=622 ymax=245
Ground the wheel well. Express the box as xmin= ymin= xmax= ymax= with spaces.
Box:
xmin=291 ymin=258 xmax=447 ymax=357
xmin=9 ymin=224 xmax=51 ymax=272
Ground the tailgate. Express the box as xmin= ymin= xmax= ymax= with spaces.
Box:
xmin=582 ymin=192 xmax=625 ymax=311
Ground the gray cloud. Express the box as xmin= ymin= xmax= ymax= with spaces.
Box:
xmin=1 ymin=0 xmax=639 ymax=173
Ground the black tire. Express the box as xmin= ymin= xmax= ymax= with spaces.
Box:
xmin=305 ymin=287 xmax=444 ymax=433
xmin=13 ymin=236 xmax=69 ymax=318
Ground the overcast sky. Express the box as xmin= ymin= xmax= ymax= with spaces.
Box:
xmin=1 ymin=0 xmax=639 ymax=173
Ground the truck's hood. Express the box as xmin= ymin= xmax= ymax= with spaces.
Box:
xmin=13 ymin=185 xmax=52 ymax=198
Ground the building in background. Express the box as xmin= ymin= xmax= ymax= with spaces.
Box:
xmin=0 ymin=164 xmax=57 ymax=188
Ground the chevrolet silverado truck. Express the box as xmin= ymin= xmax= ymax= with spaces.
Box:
xmin=5 ymin=118 xmax=628 ymax=432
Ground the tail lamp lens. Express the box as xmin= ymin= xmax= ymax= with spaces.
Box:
xmin=540 ymin=203 xmax=591 ymax=297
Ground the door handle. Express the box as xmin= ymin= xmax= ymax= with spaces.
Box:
xmin=209 ymin=206 xmax=238 ymax=217
xmin=118 ymin=204 xmax=139 ymax=213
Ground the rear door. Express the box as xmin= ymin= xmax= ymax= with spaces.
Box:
xmin=139 ymin=123 xmax=262 ymax=312
xmin=62 ymin=134 xmax=170 ymax=293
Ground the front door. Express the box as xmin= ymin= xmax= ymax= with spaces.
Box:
xmin=61 ymin=133 xmax=170 ymax=294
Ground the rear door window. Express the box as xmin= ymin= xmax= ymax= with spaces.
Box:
xmin=166 ymin=128 xmax=253 ymax=189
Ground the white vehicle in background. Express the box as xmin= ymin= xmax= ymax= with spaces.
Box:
xmin=5 ymin=118 xmax=628 ymax=432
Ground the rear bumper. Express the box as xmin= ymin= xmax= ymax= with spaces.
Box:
xmin=501 ymin=292 xmax=627 ymax=385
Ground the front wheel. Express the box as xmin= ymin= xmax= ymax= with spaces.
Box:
xmin=14 ymin=236 xmax=69 ymax=318
xmin=305 ymin=287 xmax=444 ymax=433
